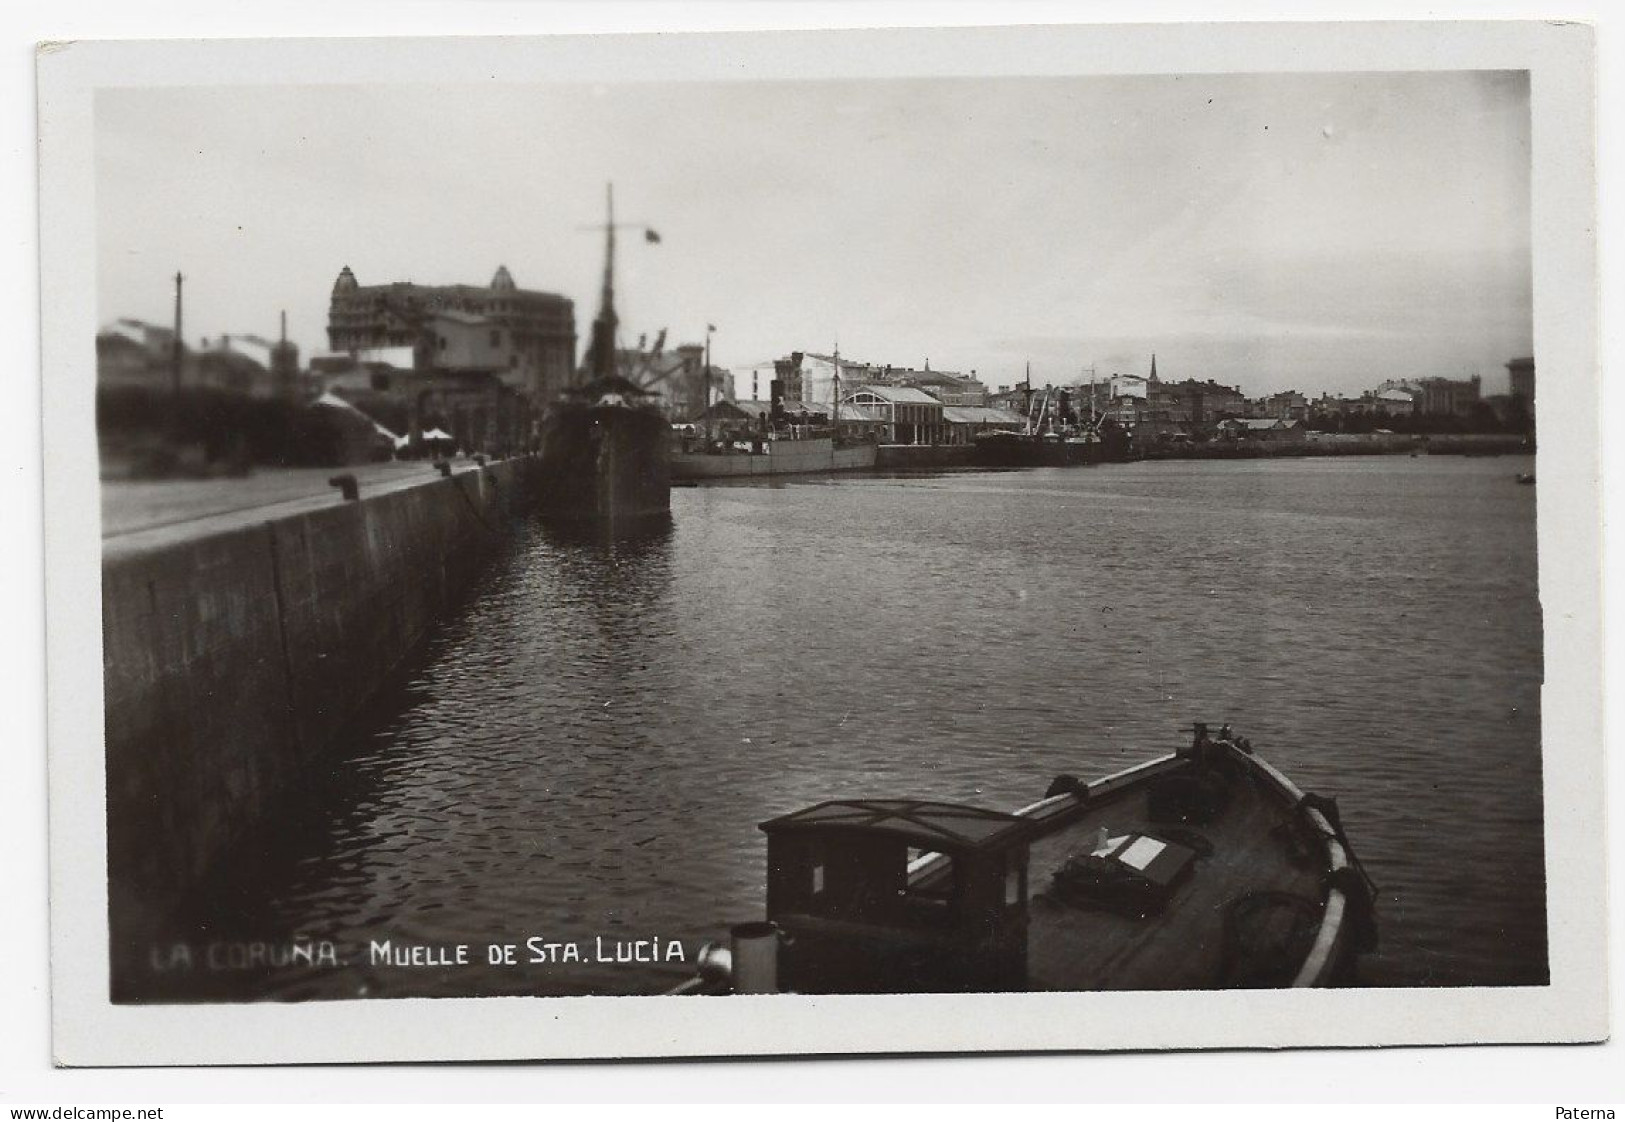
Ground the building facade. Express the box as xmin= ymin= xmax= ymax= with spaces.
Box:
xmin=1506 ymin=358 xmax=1534 ymax=409
xmin=1378 ymin=376 xmax=1482 ymax=417
xmin=843 ymin=385 xmax=946 ymax=445
xmin=1154 ymin=378 xmax=1250 ymax=427
xmin=327 ymin=265 xmax=576 ymax=406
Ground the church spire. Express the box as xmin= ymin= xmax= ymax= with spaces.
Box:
xmin=1149 ymin=352 xmax=1159 ymax=382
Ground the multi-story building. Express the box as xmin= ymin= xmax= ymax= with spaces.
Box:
xmin=772 ymin=352 xmax=990 ymax=412
xmin=1372 ymin=388 xmax=1417 ymax=416
xmin=327 ymin=264 xmax=576 ymax=406
xmin=986 ymin=385 xmax=1032 ymax=416
xmin=1257 ymin=390 xmax=1310 ymax=421
xmin=1378 ymin=376 xmax=1481 ymax=417
xmin=1077 ymin=371 xmax=1149 ymax=414
xmin=1158 ymin=377 xmax=1250 ymax=427
xmin=1506 ymin=357 xmax=1534 ymax=410
xmin=731 ymin=361 xmax=777 ymax=404
xmin=891 ymin=367 xmax=988 ymax=408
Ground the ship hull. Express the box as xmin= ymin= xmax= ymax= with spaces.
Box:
xmin=671 ymin=437 xmax=876 ymax=480
xmin=973 ymin=433 xmax=1100 ymax=468
xmin=537 ymin=403 xmax=670 ymax=523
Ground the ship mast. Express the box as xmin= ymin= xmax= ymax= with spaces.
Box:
xmin=1023 ymin=361 xmax=1036 ymax=435
xmin=588 ymin=183 xmax=619 ymax=382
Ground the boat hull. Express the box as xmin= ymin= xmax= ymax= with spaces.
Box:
xmin=670 ymin=734 xmax=1371 ymax=995
xmin=973 ymin=433 xmax=1100 ymax=468
xmin=671 ymin=437 xmax=877 ymax=480
xmin=537 ymin=403 xmax=670 ymax=522
xmin=1018 ymin=742 xmax=1365 ymax=991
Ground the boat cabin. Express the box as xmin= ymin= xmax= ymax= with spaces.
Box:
xmin=758 ymin=799 xmax=1035 ymax=993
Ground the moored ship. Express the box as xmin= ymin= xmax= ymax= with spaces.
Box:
xmin=973 ymin=380 xmax=1103 ymax=468
xmin=672 ymin=349 xmax=880 ymax=481
xmin=671 ymin=432 xmax=878 ymax=480
xmin=537 ymin=186 xmax=671 ymax=524
xmin=973 ymin=428 xmax=1101 ymax=468
xmin=670 ymin=723 xmax=1377 ymax=994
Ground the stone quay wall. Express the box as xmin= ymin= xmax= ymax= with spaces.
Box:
xmin=101 ymin=457 xmax=545 ymax=952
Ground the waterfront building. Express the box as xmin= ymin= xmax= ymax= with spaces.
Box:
xmin=1506 ymin=357 xmax=1534 ymax=410
xmin=940 ymin=406 xmax=1026 ymax=445
xmin=892 ymin=366 xmax=988 ymax=408
xmin=1219 ymin=417 xmax=1306 ymax=443
xmin=310 ymin=346 xmax=418 ymax=395
xmin=1155 ymin=377 xmax=1250 ymax=429
xmin=843 ymin=384 xmax=946 ymax=445
xmin=1257 ymin=390 xmax=1310 ymax=421
xmin=314 ymin=339 xmax=530 ymax=455
xmin=1378 ymin=375 xmax=1482 ymax=417
xmin=985 ymin=385 xmax=1034 ymax=417
xmin=1373 ymin=388 xmax=1418 ymax=416
xmin=327 ymin=265 xmax=576 ymax=407
xmin=731 ymin=361 xmax=777 ymax=404
xmin=1077 ymin=371 xmax=1150 ymax=414
xmin=774 ymin=351 xmax=989 ymax=413
xmin=98 ymin=317 xmax=303 ymax=401
xmin=771 ymin=351 xmax=814 ymax=405
xmin=696 ymin=398 xmax=888 ymax=446
xmin=96 ymin=318 xmax=177 ymax=391
xmin=193 ymin=334 xmax=277 ymax=396
xmin=775 ymin=352 xmax=873 ymax=412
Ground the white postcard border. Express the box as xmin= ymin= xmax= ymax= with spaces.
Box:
xmin=39 ymin=20 xmax=1604 ymax=1066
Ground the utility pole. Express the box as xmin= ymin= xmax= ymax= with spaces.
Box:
xmin=171 ymin=271 xmax=185 ymax=401
xmin=832 ymin=343 xmax=841 ymax=440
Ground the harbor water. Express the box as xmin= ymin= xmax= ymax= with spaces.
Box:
xmin=178 ymin=454 xmax=1545 ymax=999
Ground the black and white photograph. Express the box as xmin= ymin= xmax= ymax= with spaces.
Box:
xmin=35 ymin=17 xmax=1606 ymax=1068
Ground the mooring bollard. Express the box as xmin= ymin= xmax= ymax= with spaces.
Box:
xmin=433 ymin=460 xmax=452 ymax=478
xmin=327 ymin=474 xmax=359 ymax=501
xmin=729 ymin=921 xmax=783 ymax=994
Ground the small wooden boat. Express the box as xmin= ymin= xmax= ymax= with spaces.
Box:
xmin=671 ymin=724 xmax=1376 ymax=994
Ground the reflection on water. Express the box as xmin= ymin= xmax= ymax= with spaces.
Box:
xmin=161 ymin=456 xmax=1545 ymax=1000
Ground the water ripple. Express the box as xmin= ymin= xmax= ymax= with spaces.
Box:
xmin=184 ymin=455 xmax=1543 ymax=999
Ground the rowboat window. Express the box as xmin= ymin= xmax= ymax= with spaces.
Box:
xmin=902 ymin=848 xmax=954 ymax=914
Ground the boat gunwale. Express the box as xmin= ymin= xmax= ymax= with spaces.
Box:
xmin=1234 ymin=745 xmax=1353 ymax=987
xmin=903 ymin=742 xmax=1351 ymax=989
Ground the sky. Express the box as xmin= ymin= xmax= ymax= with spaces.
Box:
xmin=96 ymin=71 xmax=1532 ymax=398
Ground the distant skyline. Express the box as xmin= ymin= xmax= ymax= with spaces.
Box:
xmin=96 ymin=71 xmax=1532 ymax=397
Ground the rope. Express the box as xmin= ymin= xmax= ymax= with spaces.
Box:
xmin=1217 ymin=890 xmax=1323 ymax=987
xmin=1295 ymin=792 xmax=1381 ymax=954
xmin=1296 ymin=793 xmax=1379 ymax=895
